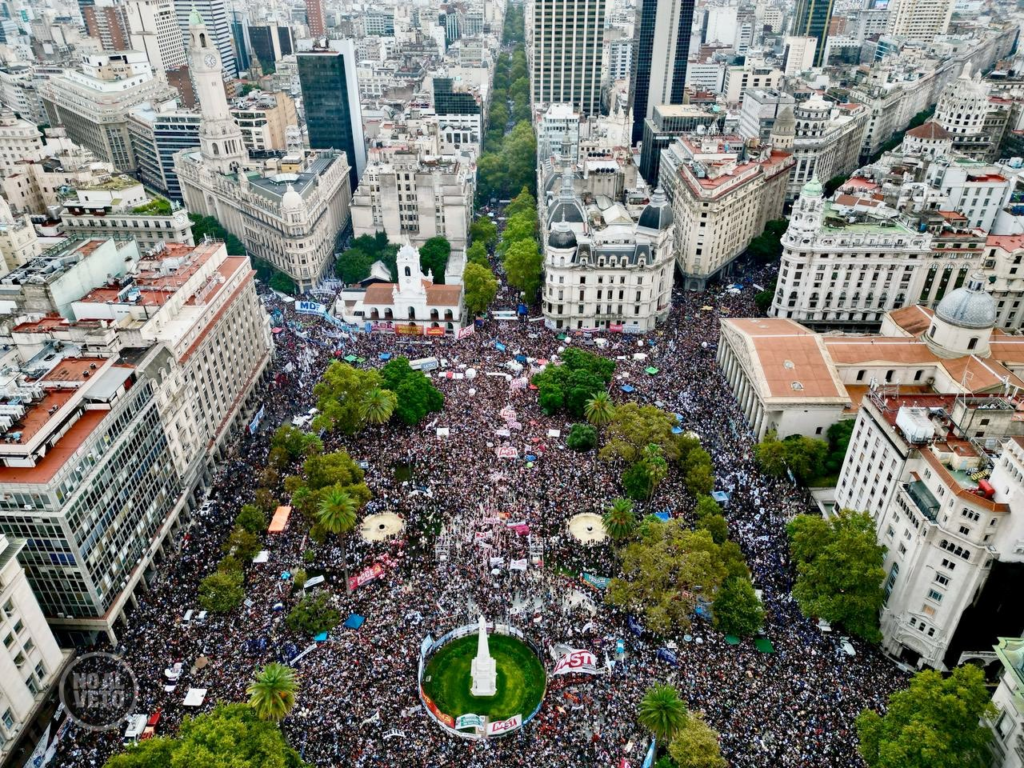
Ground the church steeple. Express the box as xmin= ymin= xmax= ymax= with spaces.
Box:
xmin=188 ymin=7 xmax=246 ymax=174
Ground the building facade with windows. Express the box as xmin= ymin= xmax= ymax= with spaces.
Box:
xmin=660 ymin=135 xmax=793 ymax=291
xmin=0 ymin=534 xmax=69 ymax=763
xmin=540 ymin=168 xmax=675 ymax=332
xmin=529 ymin=0 xmax=606 ymax=117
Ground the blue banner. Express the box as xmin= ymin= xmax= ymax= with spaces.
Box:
xmin=657 ymin=648 xmax=678 ymax=666
xmin=641 ymin=739 xmax=656 ymax=768
xmin=627 ymin=615 xmax=644 ymax=637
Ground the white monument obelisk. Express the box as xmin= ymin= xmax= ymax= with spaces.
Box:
xmin=470 ymin=615 xmax=497 ymax=697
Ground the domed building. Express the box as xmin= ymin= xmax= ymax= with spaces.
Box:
xmin=540 ymin=168 xmax=675 ymax=333
xmin=933 ymin=63 xmax=1010 ymax=161
xmin=924 ymin=274 xmax=997 ymax=358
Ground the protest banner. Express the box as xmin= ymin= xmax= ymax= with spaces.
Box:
xmin=553 ymin=649 xmax=600 ymax=676
xmin=456 ymin=714 xmax=485 ymax=730
xmin=347 ymin=563 xmax=385 ymax=592
xmin=456 ymin=325 xmax=475 ymax=340
xmin=486 ymin=714 xmax=522 ymax=735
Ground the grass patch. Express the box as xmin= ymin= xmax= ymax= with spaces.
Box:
xmin=423 ymin=634 xmax=546 ymax=721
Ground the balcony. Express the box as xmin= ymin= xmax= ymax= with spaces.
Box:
xmin=904 ymin=480 xmax=940 ymax=523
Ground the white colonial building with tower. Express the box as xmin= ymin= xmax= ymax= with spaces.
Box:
xmin=175 ymin=10 xmax=352 ymax=291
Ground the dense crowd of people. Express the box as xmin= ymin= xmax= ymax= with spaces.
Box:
xmin=55 ymin=258 xmax=906 ymax=768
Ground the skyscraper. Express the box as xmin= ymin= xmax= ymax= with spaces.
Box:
xmin=628 ymin=0 xmax=695 ymax=146
xmin=792 ymin=0 xmax=834 ymax=68
xmin=530 ymin=0 xmax=606 ymax=117
xmin=305 ymin=0 xmax=325 ymax=39
xmin=174 ymin=0 xmax=236 ymax=78
xmin=125 ymin=0 xmax=187 ymax=72
xmin=297 ymin=41 xmax=366 ymax=193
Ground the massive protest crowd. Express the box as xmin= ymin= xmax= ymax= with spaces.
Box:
xmin=55 ymin=259 xmax=907 ymax=768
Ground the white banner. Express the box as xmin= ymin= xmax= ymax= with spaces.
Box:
xmin=456 ymin=713 xmax=485 ymax=730
xmin=486 ymin=714 xmax=522 ymax=735
xmin=510 ymin=558 xmax=528 ymax=571
xmin=456 ymin=325 xmax=475 ymax=340
xmin=553 ymin=649 xmax=601 ymax=676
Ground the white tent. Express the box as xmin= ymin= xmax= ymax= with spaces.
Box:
xmin=183 ymin=688 xmax=207 ymax=707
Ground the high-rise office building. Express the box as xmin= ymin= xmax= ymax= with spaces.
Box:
xmin=628 ymin=0 xmax=695 ymax=146
xmin=230 ymin=9 xmax=250 ymax=72
xmin=125 ymin=0 xmax=187 ymax=72
xmin=83 ymin=2 xmax=130 ymax=50
xmin=305 ymin=0 xmax=325 ymax=38
xmin=886 ymin=0 xmax=954 ymax=42
xmin=298 ymin=41 xmax=366 ymax=192
xmin=530 ymin=0 xmax=606 ymax=117
xmin=174 ymin=0 xmax=236 ymax=78
xmin=248 ymin=23 xmax=292 ymax=64
xmin=792 ymin=0 xmax=834 ymax=68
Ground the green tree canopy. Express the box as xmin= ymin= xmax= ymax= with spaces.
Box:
xmin=788 ymin=510 xmax=886 ymax=641
xmin=599 ymin=403 xmax=682 ymax=464
xmin=312 ymin=362 xmax=383 ymax=434
xmin=506 ymin=187 xmax=537 ymax=219
xmin=566 ymin=423 xmax=597 ymax=451
xmin=638 ymin=684 xmax=689 ymax=743
xmin=419 ymin=236 xmax=451 ymax=283
xmin=585 ymin=391 xmax=615 ymax=427
xmin=682 ymin=447 xmax=715 ymax=496
xmin=102 ymin=703 xmax=305 ymax=768
xmin=379 ymin=357 xmax=445 ymax=425
xmin=667 ymin=713 xmax=728 ymax=768
xmin=712 ymin=576 xmax=764 ymax=637
xmin=603 ymin=497 xmax=637 ymax=541
xmin=286 ymin=592 xmax=340 ymax=635
xmin=470 ymin=217 xmax=498 ymax=247
xmin=285 ymin=449 xmax=371 ymax=521
xmin=856 ymin=665 xmax=996 ymax=768
xmin=532 ymin=349 xmax=615 ymax=417
xmin=467 ymin=241 xmax=491 ymax=268
xmin=235 ymin=504 xmax=267 ymax=535
xmin=247 ymin=663 xmax=298 ymax=722
xmin=198 ymin=569 xmax=244 ymax=613
xmin=607 ymin=522 xmax=734 ymax=634
xmin=335 ymin=247 xmax=374 ymax=284
xmin=463 ymin=262 xmax=499 ymax=316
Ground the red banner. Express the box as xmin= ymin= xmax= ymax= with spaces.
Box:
xmin=609 ymin=323 xmax=624 ymax=333
xmin=425 ymin=326 xmax=445 ymax=337
xmin=371 ymin=322 xmax=395 ymax=334
xmin=421 ymin=688 xmax=456 ymax=728
xmin=456 ymin=325 xmax=475 ymax=340
xmin=347 ymin=563 xmax=385 ymax=592
xmin=396 ymin=324 xmax=422 ymax=336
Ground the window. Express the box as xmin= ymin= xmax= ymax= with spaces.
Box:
xmin=934 ymin=573 xmax=949 ymax=586
xmin=927 ymin=589 xmax=943 ymax=602
xmin=2 ymin=709 xmax=12 ymax=730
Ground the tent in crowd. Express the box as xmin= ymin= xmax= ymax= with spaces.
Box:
xmin=183 ymin=688 xmax=207 ymax=707
xmin=344 ymin=614 xmax=365 ymax=630
xmin=754 ymin=637 xmax=775 ymax=654
xmin=269 ymin=506 xmax=292 ymax=533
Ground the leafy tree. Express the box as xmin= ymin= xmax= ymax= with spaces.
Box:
xmin=293 ymin=569 xmax=308 ymax=589
xmin=755 ymin=285 xmax=776 ymax=314
xmin=285 ymin=449 xmax=371 ymax=522
xmin=782 ymin=435 xmax=829 ymax=483
xmin=247 ymin=663 xmax=297 ymax=722
xmin=500 ymin=212 xmax=538 ymax=252
xmin=312 ymin=362 xmax=384 ymax=434
xmin=218 ymin=555 xmax=243 ymax=575
xmin=477 ymin=153 xmax=506 ymax=203
xmin=317 ymin=486 xmax=357 ymax=539
xmin=236 ymin=504 xmax=267 ymax=535
xmin=359 ymin=387 xmax=397 ymax=426
xmin=824 ymin=419 xmax=856 ymax=474
xmin=695 ymin=495 xmax=723 ymax=521
xmin=379 ymin=357 xmax=444 ymax=426
xmin=224 ymin=525 xmax=261 ymax=560
xmin=607 ymin=522 xmax=731 ymax=633
xmin=682 ymin=447 xmax=715 ymax=496
xmin=638 ymin=684 xmax=689 ymax=743
xmin=585 ymin=391 xmax=615 ymax=427
xmin=603 ymin=497 xmax=637 ymax=541
xmin=502 ymin=122 xmax=537 ymax=196
xmin=419 ymin=236 xmax=451 ymax=283
xmin=566 ymin=423 xmax=597 ymax=451
xmin=600 ymin=404 xmax=681 ymax=464
xmin=788 ymin=510 xmax=886 ymax=642
xmin=696 ymin=513 xmax=729 ymax=545
xmin=463 ymin=262 xmax=499 ymax=316
xmin=269 ymin=271 xmax=297 ymax=295
xmin=467 ymin=241 xmax=490 ymax=268
xmin=188 ymin=213 xmax=246 ymax=256
xmin=286 ymin=592 xmax=340 ymax=635
xmin=622 ymin=460 xmax=656 ymax=501
xmin=667 ymin=713 xmax=727 ymax=768
xmin=747 ymin=219 xmax=788 ymax=264
xmin=824 ymin=174 xmax=850 ymax=198
xmin=754 ymin=432 xmax=789 ymax=477
xmin=270 ymin=424 xmax=322 ymax=465
xmin=198 ymin=569 xmax=244 ymax=613
xmin=532 ymin=349 xmax=614 ymax=417
xmin=506 ymin=187 xmax=537 ymax=219
xmin=856 ymin=665 xmax=995 ymax=768
xmin=470 ymin=217 xmax=498 ymax=248
xmin=335 ymin=247 xmax=374 ymax=283
xmin=102 ymin=704 xmax=305 ymax=768
xmin=253 ymin=487 xmax=278 ymax=514
xmin=713 ymin=576 xmax=764 ymax=637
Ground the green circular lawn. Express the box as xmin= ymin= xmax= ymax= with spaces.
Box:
xmin=423 ymin=634 xmax=547 ymax=721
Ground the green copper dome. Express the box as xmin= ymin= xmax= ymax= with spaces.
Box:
xmin=801 ymin=177 xmax=824 ymax=198
xmin=189 ymin=6 xmax=203 ymax=26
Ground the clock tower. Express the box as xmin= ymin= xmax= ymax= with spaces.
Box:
xmin=188 ymin=7 xmax=246 ymax=174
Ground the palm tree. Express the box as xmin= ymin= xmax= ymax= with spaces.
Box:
xmin=642 ymin=444 xmax=669 ymax=498
xmin=360 ymin=387 xmax=397 ymax=426
xmin=638 ymin=683 xmax=689 ymax=743
xmin=247 ymin=663 xmax=297 ymax=722
xmin=317 ymin=486 xmax=358 ymax=591
xmin=602 ymin=497 xmax=637 ymax=541
xmin=585 ymin=391 xmax=615 ymax=427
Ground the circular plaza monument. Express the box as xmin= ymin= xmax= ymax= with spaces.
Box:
xmin=418 ymin=616 xmax=546 ymax=739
